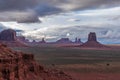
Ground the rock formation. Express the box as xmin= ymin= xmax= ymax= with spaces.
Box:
xmin=56 ymin=38 xmax=73 ymax=43
xmin=88 ymin=32 xmax=97 ymax=42
xmin=0 ymin=43 xmax=74 ymax=80
xmin=0 ymin=29 xmax=17 ymax=41
xmin=75 ymin=38 xmax=82 ymax=43
xmin=0 ymin=43 xmax=40 ymax=80
xmin=80 ymin=32 xmax=107 ymax=48
xmin=17 ymin=36 xmax=29 ymax=44
xmin=39 ymin=38 xmax=46 ymax=43
xmin=0 ymin=29 xmax=27 ymax=47
xmin=17 ymin=36 xmax=26 ymax=42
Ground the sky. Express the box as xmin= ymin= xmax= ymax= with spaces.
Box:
xmin=0 ymin=0 xmax=120 ymax=44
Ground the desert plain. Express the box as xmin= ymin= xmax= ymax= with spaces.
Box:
xmin=12 ymin=44 xmax=120 ymax=80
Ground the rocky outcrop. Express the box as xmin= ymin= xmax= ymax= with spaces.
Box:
xmin=0 ymin=44 xmax=74 ymax=80
xmin=39 ymin=38 xmax=46 ymax=43
xmin=75 ymin=38 xmax=82 ymax=43
xmin=88 ymin=32 xmax=97 ymax=42
xmin=0 ymin=29 xmax=27 ymax=47
xmin=17 ymin=36 xmax=26 ymax=42
xmin=80 ymin=32 xmax=107 ymax=48
xmin=0 ymin=44 xmax=41 ymax=80
xmin=56 ymin=38 xmax=73 ymax=43
xmin=0 ymin=29 xmax=17 ymax=41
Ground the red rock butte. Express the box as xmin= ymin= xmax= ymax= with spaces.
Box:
xmin=0 ymin=29 xmax=27 ymax=47
xmin=0 ymin=43 xmax=74 ymax=80
xmin=0 ymin=29 xmax=17 ymax=41
xmin=80 ymin=32 xmax=107 ymax=48
xmin=56 ymin=38 xmax=73 ymax=43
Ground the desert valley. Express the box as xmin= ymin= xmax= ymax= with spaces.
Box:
xmin=0 ymin=0 xmax=120 ymax=80
xmin=0 ymin=29 xmax=120 ymax=80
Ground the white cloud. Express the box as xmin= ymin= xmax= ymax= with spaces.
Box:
xmin=0 ymin=7 xmax=120 ymax=43
xmin=77 ymin=7 xmax=120 ymax=16
xmin=0 ymin=22 xmax=30 ymax=30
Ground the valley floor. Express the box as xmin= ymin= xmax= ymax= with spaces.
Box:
xmin=12 ymin=45 xmax=120 ymax=80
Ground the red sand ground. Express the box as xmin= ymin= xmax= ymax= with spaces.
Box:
xmin=63 ymin=45 xmax=120 ymax=80
xmin=67 ymin=71 xmax=120 ymax=80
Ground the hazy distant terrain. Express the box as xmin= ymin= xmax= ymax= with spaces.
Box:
xmin=12 ymin=46 xmax=120 ymax=80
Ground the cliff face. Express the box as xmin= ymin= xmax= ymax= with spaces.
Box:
xmin=0 ymin=29 xmax=17 ymax=41
xmin=0 ymin=44 xmax=74 ymax=80
xmin=0 ymin=29 xmax=27 ymax=47
xmin=88 ymin=32 xmax=97 ymax=42
xmin=81 ymin=32 xmax=107 ymax=48
xmin=0 ymin=44 xmax=40 ymax=80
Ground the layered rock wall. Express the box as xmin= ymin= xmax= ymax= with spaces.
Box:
xmin=0 ymin=44 xmax=74 ymax=80
xmin=0 ymin=44 xmax=41 ymax=80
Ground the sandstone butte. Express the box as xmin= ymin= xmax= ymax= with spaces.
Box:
xmin=0 ymin=43 xmax=74 ymax=80
xmin=80 ymin=32 xmax=107 ymax=48
xmin=0 ymin=29 xmax=27 ymax=47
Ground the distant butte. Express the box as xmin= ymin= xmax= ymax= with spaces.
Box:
xmin=56 ymin=38 xmax=73 ymax=43
xmin=0 ymin=29 xmax=17 ymax=41
xmin=80 ymin=32 xmax=108 ymax=48
xmin=0 ymin=29 xmax=27 ymax=47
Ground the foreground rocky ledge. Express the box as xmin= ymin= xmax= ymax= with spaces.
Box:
xmin=0 ymin=44 xmax=74 ymax=80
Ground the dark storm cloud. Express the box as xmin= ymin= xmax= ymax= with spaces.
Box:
xmin=0 ymin=0 xmax=120 ymax=22
xmin=0 ymin=0 xmax=38 ymax=11
xmin=0 ymin=10 xmax=40 ymax=23
xmin=0 ymin=0 xmax=120 ymax=12
xmin=0 ymin=0 xmax=40 ymax=23
xmin=34 ymin=5 xmax=62 ymax=16
xmin=42 ymin=0 xmax=120 ymax=11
